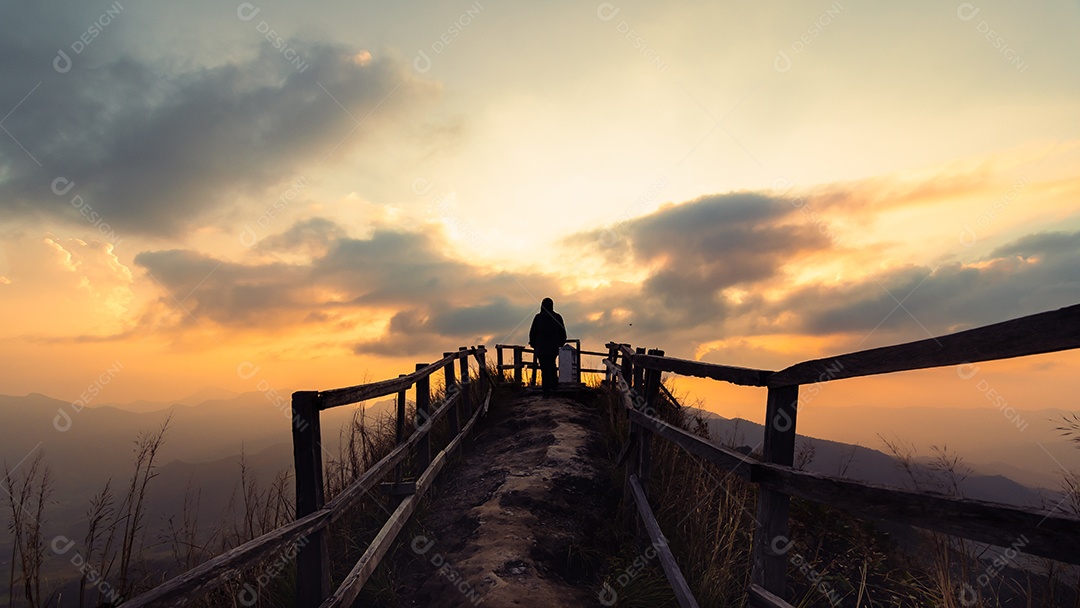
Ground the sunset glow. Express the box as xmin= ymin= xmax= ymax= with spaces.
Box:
xmin=0 ymin=1 xmax=1078 ymax=432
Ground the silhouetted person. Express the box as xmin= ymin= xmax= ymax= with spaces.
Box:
xmin=529 ymin=297 xmax=567 ymax=396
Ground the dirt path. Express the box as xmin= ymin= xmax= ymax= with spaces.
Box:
xmin=392 ymin=389 xmax=612 ymax=607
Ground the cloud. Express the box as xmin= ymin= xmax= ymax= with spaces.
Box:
xmin=352 ymin=297 xmax=534 ymax=356
xmin=0 ymin=30 xmax=436 ymax=237
xmin=76 ymin=201 xmax=1080 ymax=360
xmin=569 ymin=191 xmax=1080 ymax=354
xmin=771 ymin=229 xmax=1080 ymax=342
xmin=569 ymin=192 xmax=833 ymax=331
xmin=129 ymin=219 xmax=560 ymax=354
xmin=257 ymin=217 xmax=347 ymax=257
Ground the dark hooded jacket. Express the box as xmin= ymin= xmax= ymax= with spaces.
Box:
xmin=529 ymin=298 xmax=567 ymax=356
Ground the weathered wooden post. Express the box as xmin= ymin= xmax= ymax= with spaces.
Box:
xmin=496 ymin=344 xmax=504 ymax=382
xmin=291 ymin=390 xmax=329 ymax=607
xmin=513 ymin=346 xmax=524 ymax=385
xmin=459 ymin=346 xmax=472 ymax=420
xmin=476 ymin=345 xmax=488 ymax=398
xmin=620 ymin=344 xmax=633 ymax=390
xmin=529 ymin=350 xmax=538 ymax=387
xmin=750 ymin=383 xmax=800 ymax=598
xmin=633 ymin=347 xmax=646 ymax=393
xmin=443 ymin=353 xmax=459 ymax=436
xmin=395 ymin=376 xmax=407 ymax=481
xmin=623 ymin=421 xmax=639 ymax=511
xmin=639 ymin=349 xmax=663 ymax=494
xmin=606 ymin=342 xmax=618 ymax=384
xmin=414 ymin=364 xmax=431 ymax=476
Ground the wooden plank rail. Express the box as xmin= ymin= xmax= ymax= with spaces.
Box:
xmin=752 ymin=463 xmax=1080 ymax=564
xmin=317 ymin=351 xmax=462 ymax=409
xmin=633 ymin=351 xmax=772 ymax=387
xmin=321 ymin=386 xmax=492 ymax=607
xmin=119 ymin=510 xmax=333 ymax=608
xmin=602 ymin=302 xmax=1080 ymax=606
xmin=120 ymin=301 xmax=1080 ymax=608
xmin=748 ymin=584 xmax=796 ymax=608
xmin=627 ymin=475 xmax=700 ymax=608
xmin=769 ymin=303 xmax=1080 ymax=387
xmin=120 ymin=345 xmax=490 ymax=608
xmin=324 ymin=391 xmax=459 ymax=523
xmin=604 ymin=360 xmax=754 ymax=480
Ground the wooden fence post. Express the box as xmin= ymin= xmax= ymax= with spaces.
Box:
xmin=639 ymin=349 xmax=663 ymax=494
xmin=623 ymin=419 xmax=639 ymax=511
xmin=751 ymin=384 xmax=800 ymax=599
xmin=414 ymin=364 xmax=431 ymax=476
xmin=496 ymin=345 xmax=504 ymax=381
xmin=529 ymin=351 xmax=538 ymax=387
xmin=395 ymin=376 xmax=407 ymax=482
xmin=443 ymin=353 xmax=459 ymax=436
xmin=292 ymin=390 xmax=329 ymax=607
xmin=633 ymin=347 xmax=646 ymax=393
xmin=620 ymin=344 xmax=633 ymax=390
xmin=459 ymin=347 xmax=472 ymax=420
xmin=606 ymin=343 xmax=618 ymax=384
xmin=514 ymin=346 xmax=524 ymax=385
xmin=476 ymin=345 xmax=488 ymax=397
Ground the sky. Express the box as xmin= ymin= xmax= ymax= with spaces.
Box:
xmin=1 ymin=0 xmax=1079 ymax=428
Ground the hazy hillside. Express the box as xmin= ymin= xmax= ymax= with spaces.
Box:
xmin=794 ymin=404 xmax=1080 ymax=491
xmin=0 ymin=391 xmax=397 ymax=544
xmin=688 ymin=407 xmax=1060 ymax=508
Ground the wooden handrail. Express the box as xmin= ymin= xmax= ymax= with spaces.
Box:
xmin=121 ymin=346 xmax=488 ymax=608
xmin=769 ymin=303 xmax=1080 ymax=387
xmin=118 ymin=510 xmax=332 ymax=608
xmin=606 ymin=356 xmax=1080 ymax=565
xmin=321 ymin=387 xmax=492 ymax=607
xmin=752 ymin=462 xmax=1080 ymax=564
xmin=119 ymin=388 xmax=465 ymax=608
xmin=627 ymin=475 xmax=700 ymax=608
xmin=604 ymin=359 xmax=753 ymax=479
xmin=122 ymin=300 xmax=1080 ymax=608
xmin=324 ymin=391 xmax=459 ymax=523
xmin=604 ymin=315 xmax=1080 ymax=607
xmin=318 ymin=350 xmax=470 ymax=409
xmin=632 ymin=352 xmax=772 ymax=387
xmin=748 ymin=584 xmax=796 ymax=608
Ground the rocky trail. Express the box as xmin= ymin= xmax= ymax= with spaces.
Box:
xmin=391 ymin=389 xmax=616 ymax=607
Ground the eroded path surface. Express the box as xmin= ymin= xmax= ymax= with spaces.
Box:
xmin=393 ymin=389 xmax=612 ymax=607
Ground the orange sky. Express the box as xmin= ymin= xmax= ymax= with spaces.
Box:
xmin=0 ymin=1 xmax=1078 ymax=428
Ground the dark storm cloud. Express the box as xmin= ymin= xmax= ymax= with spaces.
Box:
xmin=134 ymin=220 xmax=558 ymax=353
xmin=0 ymin=13 xmax=433 ymax=236
xmin=570 ymin=193 xmax=1080 ymax=348
xmin=133 ymin=206 xmax=1080 ymax=357
xmin=134 ymin=249 xmax=308 ymax=326
xmin=771 ymin=229 xmax=1080 ymax=341
xmin=570 ymin=192 xmax=832 ymax=330
xmin=257 ymin=217 xmax=347 ymax=254
xmin=352 ymin=298 xmax=536 ymax=356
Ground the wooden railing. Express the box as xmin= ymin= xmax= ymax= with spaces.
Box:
xmin=603 ymin=302 xmax=1080 ymax=608
xmin=493 ymin=341 xmax=609 ymax=385
xmin=114 ymin=303 xmax=1080 ymax=607
xmin=119 ymin=346 xmax=492 ymax=608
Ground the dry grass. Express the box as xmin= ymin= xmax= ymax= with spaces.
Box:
xmin=0 ymin=362 xmax=487 ymax=608
xmin=588 ymin=377 xmax=1080 ymax=607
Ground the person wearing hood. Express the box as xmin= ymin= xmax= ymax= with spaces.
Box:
xmin=528 ymin=297 xmax=567 ymax=396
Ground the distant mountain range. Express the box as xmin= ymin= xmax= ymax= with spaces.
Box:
xmin=0 ymin=391 xmax=396 ymax=545
xmin=788 ymin=403 xmax=1080 ymax=492
xmin=686 ymin=406 xmax=1066 ymax=509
